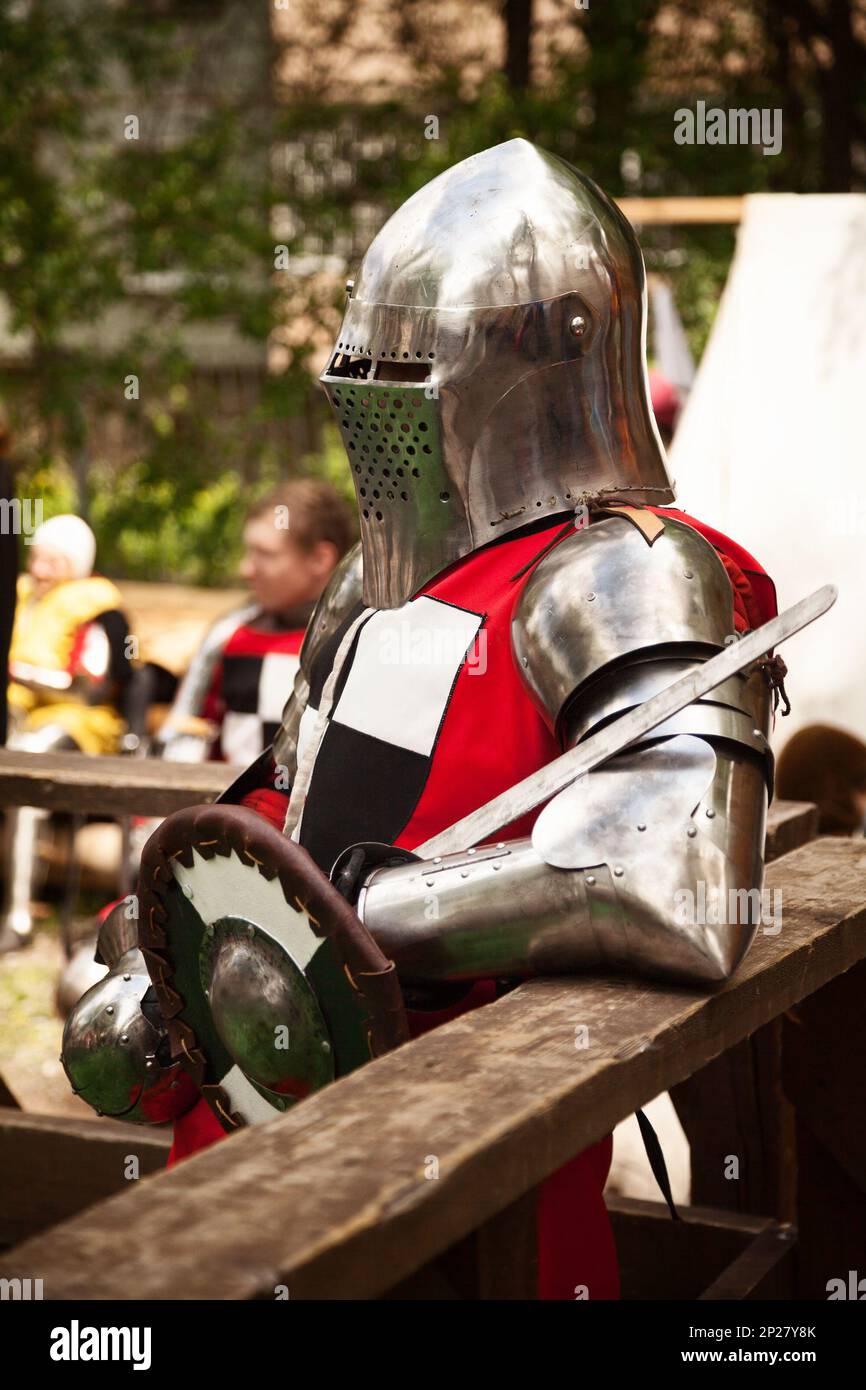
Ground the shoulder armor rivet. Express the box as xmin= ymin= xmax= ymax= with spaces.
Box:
xmin=460 ymin=870 xmax=470 ymax=879
xmin=246 ymin=923 xmax=256 ymax=938
xmin=569 ymin=315 xmax=587 ymax=338
xmin=521 ymin=655 xmax=529 ymax=667
xmin=119 ymin=1034 xmax=129 ymax=1045
xmin=105 ymin=1006 xmax=114 ymax=1016
xmin=123 ymin=972 xmax=131 ymax=981
xmin=585 ymin=874 xmax=596 ymax=886
xmin=492 ymin=862 xmax=501 ymax=870
xmin=613 ymin=865 xmax=624 ymax=877
xmin=706 ymin=808 xmax=716 ymax=819
xmin=637 ymin=823 xmax=646 ymax=832
xmin=687 ymin=826 xmax=698 ymax=838
xmin=683 ymin=570 xmax=694 ymax=580
xmin=433 ymin=856 xmax=443 ymax=863
xmin=425 ymin=879 xmax=435 ymax=888
xmin=145 ymin=1060 xmax=154 ymax=1069
xmin=467 ymin=847 xmax=476 ymax=855
xmin=752 ymin=728 xmax=763 ymax=738
xmin=497 ymin=843 xmax=505 ymax=849
xmin=586 ymin=591 xmax=596 ymax=601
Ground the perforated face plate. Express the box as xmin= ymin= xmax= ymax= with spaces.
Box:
xmin=326 ymin=382 xmax=446 ymax=524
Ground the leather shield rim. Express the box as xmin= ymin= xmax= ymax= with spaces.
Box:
xmin=137 ymin=803 xmax=409 ymax=1119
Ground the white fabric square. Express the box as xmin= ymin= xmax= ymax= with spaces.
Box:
xmin=330 ymin=597 xmax=482 ymax=756
xmin=221 ymin=711 xmax=263 ymax=767
xmin=258 ymin=652 xmax=300 ymax=721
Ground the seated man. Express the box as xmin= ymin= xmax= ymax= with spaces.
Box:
xmin=1 ymin=513 xmax=131 ymax=951
xmin=154 ymin=479 xmax=354 ymax=768
xmin=62 ymin=479 xmax=354 ymax=1000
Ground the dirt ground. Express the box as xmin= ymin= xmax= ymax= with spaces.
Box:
xmin=0 ymin=916 xmax=92 ymax=1117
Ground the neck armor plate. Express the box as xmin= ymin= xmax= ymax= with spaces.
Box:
xmin=321 ymin=138 xmax=675 ymax=609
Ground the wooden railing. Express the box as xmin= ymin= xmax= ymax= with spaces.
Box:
xmin=1 ymin=750 xmax=863 ymax=1300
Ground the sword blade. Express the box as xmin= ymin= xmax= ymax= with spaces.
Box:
xmin=415 ymin=583 xmax=837 ymax=859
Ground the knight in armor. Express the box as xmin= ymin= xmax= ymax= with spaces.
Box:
xmin=1 ymin=514 xmax=132 ymax=951
xmin=63 ymin=141 xmax=778 ymax=1300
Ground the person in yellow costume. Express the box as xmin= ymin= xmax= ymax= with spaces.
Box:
xmin=2 ymin=514 xmax=132 ymax=951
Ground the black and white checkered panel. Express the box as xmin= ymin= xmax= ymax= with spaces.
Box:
xmin=295 ymin=596 xmax=483 ymax=874
xmin=220 ymin=651 xmax=301 ymax=765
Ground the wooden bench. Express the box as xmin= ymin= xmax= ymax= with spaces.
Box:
xmin=1 ymin=774 xmax=863 ymax=1300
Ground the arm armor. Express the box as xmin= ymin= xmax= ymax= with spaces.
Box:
xmin=356 ymin=515 xmax=773 ymax=986
xmin=60 ymin=903 xmax=199 ymax=1124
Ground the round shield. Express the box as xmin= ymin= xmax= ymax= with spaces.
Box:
xmin=137 ymin=803 xmax=408 ymax=1131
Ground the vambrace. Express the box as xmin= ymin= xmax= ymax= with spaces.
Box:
xmin=357 ymin=726 xmax=770 ymax=988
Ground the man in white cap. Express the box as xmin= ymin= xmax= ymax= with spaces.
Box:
xmin=1 ymin=513 xmax=132 ymax=950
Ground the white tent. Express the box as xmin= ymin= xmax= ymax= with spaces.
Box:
xmin=669 ymin=193 xmax=866 ymax=751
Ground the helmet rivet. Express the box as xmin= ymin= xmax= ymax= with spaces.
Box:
xmin=586 ymin=591 xmax=596 ymax=601
xmin=706 ymin=808 xmax=716 ymax=819
xmin=683 ymin=570 xmax=694 ymax=580
xmin=613 ymin=865 xmax=624 ymax=877
xmin=637 ymin=823 xmax=646 ymax=832
xmin=123 ymin=972 xmax=131 ymax=981
xmin=585 ymin=874 xmax=596 ymax=886
xmin=120 ymin=1034 xmax=129 ymax=1045
xmin=105 ymin=1006 xmax=114 ymax=1016
xmin=687 ymin=826 xmax=698 ymax=838
xmin=569 ymin=315 xmax=587 ymax=338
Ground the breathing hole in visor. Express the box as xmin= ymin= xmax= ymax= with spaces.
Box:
xmin=373 ymin=360 xmax=430 ymax=384
xmin=327 ymin=352 xmax=373 ymax=380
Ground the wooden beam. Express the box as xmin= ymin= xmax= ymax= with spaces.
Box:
xmin=616 ymin=196 xmax=744 ymax=225
xmin=0 ymin=749 xmax=236 ymax=817
xmin=783 ymin=958 xmax=866 ymax=1296
xmin=1 ymin=837 xmax=863 ymax=1300
xmin=765 ymin=801 xmax=818 ymax=863
xmin=699 ymin=1223 xmax=796 ymax=1300
xmin=0 ymin=1110 xmax=170 ymax=1248
xmin=607 ymin=1195 xmax=772 ymax=1301
xmin=670 ymin=799 xmax=816 ymax=1221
